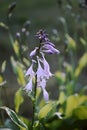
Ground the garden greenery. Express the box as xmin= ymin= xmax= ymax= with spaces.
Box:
xmin=0 ymin=1 xmax=87 ymax=130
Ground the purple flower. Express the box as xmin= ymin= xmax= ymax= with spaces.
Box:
xmin=36 ymin=58 xmax=45 ymax=79
xmin=30 ymin=47 xmax=38 ymax=57
xmin=42 ymin=44 xmax=60 ymax=54
xmin=25 ymin=29 xmax=60 ymax=101
xmin=46 ymin=41 xmax=55 ymax=47
xmin=42 ymin=54 xmax=53 ymax=79
xmin=41 ymin=49 xmax=54 ymax=54
xmin=37 ymin=78 xmax=49 ymax=102
xmin=24 ymin=77 xmax=33 ymax=91
xmin=37 ymin=78 xmax=46 ymax=89
xmin=25 ymin=64 xmax=35 ymax=77
xmin=43 ymin=89 xmax=49 ymax=102
xmin=36 ymin=29 xmax=49 ymax=42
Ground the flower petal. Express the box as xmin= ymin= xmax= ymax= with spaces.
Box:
xmin=42 ymin=44 xmax=60 ymax=54
xmin=42 ymin=55 xmax=53 ymax=79
xmin=37 ymin=78 xmax=46 ymax=89
xmin=30 ymin=47 xmax=38 ymax=57
xmin=43 ymin=89 xmax=49 ymax=102
xmin=36 ymin=58 xmax=44 ymax=79
xmin=24 ymin=78 xmax=33 ymax=91
xmin=25 ymin=64 xmax=35 ymax=77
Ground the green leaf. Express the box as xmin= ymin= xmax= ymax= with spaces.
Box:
xmin=10 ymin=57 xmax=26 ymax=86
xmin=65 ymin=94 xmax=87 ymax=118
xmin=1 ymin=60 xmax=6 ymax=73
xmin=80 ymin=37 xmax=87 ymax=46
xmin=73 ymin=106 xmax=87 ymax=120
xmin=55 ymin=71 xmax=66 ymax=84
xmin=16 ymin=66 xmax=26 ymax=86
xmin=65 ymin=95 xmax=79 ymax=117
xmin=66 ymin=34 xmax=76 ymax=50
xmin=47 ymin=112 xmax=63 ymax=123
xmin=0 ymin=106 xmax=28 ymax=130
xmin=38 ymin=101 xmax=57 ymax=120
xmin=75 ymin=53 xmax=87 ymax=78
xmin=9 ymin=34 xmax=20 ymax=57
xmin=14 ymin=89 xmax=24 ymax=113
xmin=64 ymin=62 xmax=73 ymax=74
xmin=0 ymin=75 xmax=6 ymax=87
xmin=13 ymin=40 xmax=20 ymax=57
xmin=0 ymin=76 xmax=3 ymax=83
xmin=0 ymin=22 xmax=8 ymax=29
xmin=58 ymin=91 xmax=66 ymax=104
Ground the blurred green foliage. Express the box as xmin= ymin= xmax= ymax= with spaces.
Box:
xmin=0 ymin=0 xmax=87 ymax=130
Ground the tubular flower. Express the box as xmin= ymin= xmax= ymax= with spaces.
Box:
xmin=25 ymin=63 xmax=35 ymax=77
xmin=30 ymin=47 xmax=38 ymax=57
xmin=25 ymin=29 xmax=60 ymax=101
xmin=24 ymin=77 xmax=33 ymax=91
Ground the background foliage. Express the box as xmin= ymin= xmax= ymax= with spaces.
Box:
xmin=0 ymin=0 xmax=87 ymax=130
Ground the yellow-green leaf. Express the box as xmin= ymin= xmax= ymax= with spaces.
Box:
xmin=66 ymin=34 xmax=76 ymax=50
xmin=65 ymin=94 xmax=87 ymax=118
xmin=58 ymin=91 xmax=66 ymax=104
xmin=65 ymin=94 xmax=79 ymax=117
xmin=0 ymin=106 xmax=28 ymax=130
xmin=75 ymin=53 xmax=87 ymax=77
xmin=80 ymin=37 xmax=87 ymax=46
xmin=13 ymin=40 xmax=20 ymax=57
xmin=1 ymin=60 xmax=6 ymax=73
xmin=0 ymin=22 xmax=8 ymax=29
xmin=38 ymin=102 xmax=55 ymax=119
xmin=55 ymin=71 xmax=66 ymax=83
xmin=0 ymin=76 xmax=3 ymax=83
xmin=73 ymin=106 xmax=87 ymax=120
xmin=14 ymin=89 xmax=24 ymax=113
xmin=11 ymin=57 xmax=26 ymax=86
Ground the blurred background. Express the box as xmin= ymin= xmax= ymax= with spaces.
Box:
xmin=0 ymin=0 xmax=87 ymax=118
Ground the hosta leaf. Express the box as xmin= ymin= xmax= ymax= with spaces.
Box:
xmin=9 ymin=34 xmax=20 ymax=57
xmin=65 ymin=94 xmax=79 ymax=117
xmin=38 ymin=102 xmax=55 ymax=119
xmin=16 ymin=66 xmax=26 ymax=86
xmin=1 ymin=61 xmax=6 ymax=73
xmin=0 ymin=76 xmax=6 ymax=87
xmin=66 ymin=34 xmax=76 ymax=50
xmin=10 ymin=57 xmax=26 ymax=86
xmin=0 ymin=22 xmax=8 ymax=29
xmin=73 ymin=106 xmax=87 ymax=120
xmin=58 ymin=91 xmax=66 ymax=104
xmin=13 ymin=40 xmax=20 ymax=57
xmin=75 ymin=53 xmax=87 ymax=77
xmin=80 ymin=37 xmax=86 ymax=46
xmin=47 ymin=112 xmax=63 ymax=123
xmin=65 ymin=94 xmax=87 ymax=118
xmin=0 ymin=106 xmax=28 ymax=130
xmin=0 ymin=76 xmax=3 ymax=83
xmin=14 ymin=89 xmax=24 ymax=113
xmin=55 ymin=71 xmax=66 ymax=84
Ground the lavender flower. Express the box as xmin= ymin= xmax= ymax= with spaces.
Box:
xmin=30 ymin=47 xmax=38 ymax=57
xmin=42 ymin=54 xmax=53 ymax=79
xmin=25 ymin=77 xmax=33 ymax=91
xmin=43 ymin=89 xmax=49 ymax=102
xmin=41 ymin=44 xmax=60 ymax=54
xmin=25 ymin=29 xmax=60 ymax=101
xmin=25 ymin=63 xmax=35 ymax=77
xmin=36 ymin=29 xmax=49 ymax=42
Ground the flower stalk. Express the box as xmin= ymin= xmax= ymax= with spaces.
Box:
xmin=24 ymin=29 xmax=60 ymax=129
xmin=32 ymin=75 xmax=37 ymax=130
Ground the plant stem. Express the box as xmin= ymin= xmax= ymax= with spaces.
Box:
xmin=32 ymin=75 xmax=37 ymax=130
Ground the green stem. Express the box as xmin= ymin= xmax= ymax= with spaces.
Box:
xmin=32 ymin=75 xmax=37 ymax=130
